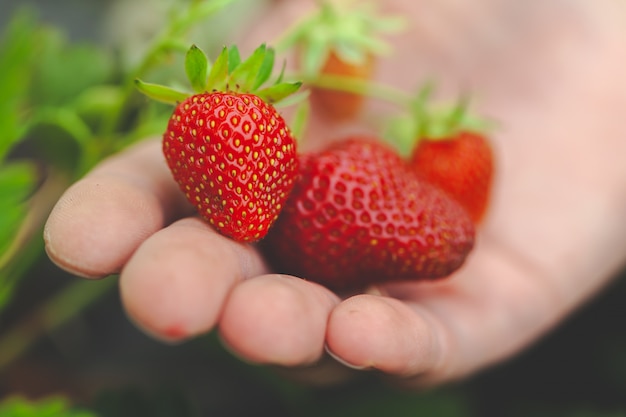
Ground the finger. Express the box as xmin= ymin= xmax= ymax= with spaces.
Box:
xmin=325 ymin=239 xmax=564 ymax=387
xmin=43 ymin=139 xmax=190 ymax=278
xmin=119 ymin=217 xmax=268 ymax=342
xmin=326 ymin=294 xmax=447 ymax=377
xmin=219 ymin=274 xmax=340 ymax=366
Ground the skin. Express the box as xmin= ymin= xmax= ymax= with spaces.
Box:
xmin=44 ymin=0 xmax=626 ymax=387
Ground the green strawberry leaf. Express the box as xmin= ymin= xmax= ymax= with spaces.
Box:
xmin=19 ymin=107 xmax=92 ymax=176
xmin=206 ymin=46 xmax=230 ymax=91
xmin=274 ymin=59 xmax=287 ymax=85
xmin=185 ymin=44 xmax=209 ymax=93
xmin=227 ymin=45 xmax=241 ymax=74
xmin=229 ymin=44 xmax=269 ymax=92
xmin=334 ymin=40 xmax=367 ymax=65
xmin=0 ymin=9 xmax=39 ymax=161
xmin=383 ymin=115 xmax=418 ymax=157
xmin=0 ymin=395 xmax=97 ymax=417
xmin=256 ymin=81 xmax=302 ymax=104
xmin=301 ymin=36 xmax=329 ymax=77
xmin=277 ymin=0 xmax=405 ymax=76
xmin=253 ymin=46 xmax=276 ymax=90
xmin=0 ymin=162 xmax=37 ymax=207
xmin=273 ymin=89 xmax=310 ymax=109
xmin=72 ymin=84 xmax=125 ymax=130
xmin=141 ymin=43 xmax=302 ymax=106
xmin=34 ymin=32 xmax=113 ymax=107
xmin=413 ymin=86 xmax=492 ymax=139
xmin=135 ymin=79 xmax=189 ymax=104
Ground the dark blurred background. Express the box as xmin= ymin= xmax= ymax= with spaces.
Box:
xmin=1 ymin=0 xmax=111 ymax=41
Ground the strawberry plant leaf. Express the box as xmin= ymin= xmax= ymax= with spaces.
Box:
xmin=0 ymin=395 xmax=97 ymax=417
xmin=185 ymin=44 xmax=209 ymax=93
xmin=0 ymin=162 xmax=37 ymax=207
xmin=29 ymin=107 xmax=93 ymax=149
xmin=135 ymin=79 xmax=189 ymax=104
xmin=256 ymin=81 xmax=302 ymax=104
xmin=25 ymin=107 xmax=98 ymax=175
xmin=206 ymin=46 xmax=230 ymax=91
xmin=73 ymin=85 xmax=125 ymax=125
xmin=0 ymin=10 xmax=39 ymax=161
xmin=32 ymin=30 xmax=113 ymax=107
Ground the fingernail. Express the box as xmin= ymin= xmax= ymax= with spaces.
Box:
xmin=364 ymin=284 xmax=387 ymax=297
xmin=324 ymin=344 xmax=372 ymax=371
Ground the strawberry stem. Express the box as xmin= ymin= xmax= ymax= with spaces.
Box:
xmin=102 ymin=0 xmax=236 ymax=140
xmin=300 ymin=72 xmax=412 ymax=108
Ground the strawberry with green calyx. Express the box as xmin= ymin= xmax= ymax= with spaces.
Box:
xmin=276 ymin=0 xmax=406 ymax=121
xmin=388 ymin=86 xmax=495 ymax=224
xmin=136 ymin=44 xmax=302 ymax=242
xmin=261 ymin=137 xmax=475 ymax=292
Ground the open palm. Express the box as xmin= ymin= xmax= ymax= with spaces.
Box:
xmin=44 ymin=0 xmax=626 ymax=387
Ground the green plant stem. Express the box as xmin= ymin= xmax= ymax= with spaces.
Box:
xmin=102 ymin=0 xmax=235 ymax=140
xmin=0 ymin=170 xmax=69 ymax=272
xmin=300 ymin=73 xmax=413 ymax=108
xmin=101 ymin=39 xmax=181 ymax=141
xmin=0 ymin=277 xmax=117 ymax=372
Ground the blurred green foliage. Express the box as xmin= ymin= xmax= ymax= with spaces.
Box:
xmin=0 ymin=396 xmax=96 ymax=417
xmin=0 ymin=0 xmax=237 ymax=314
xmin=0 ymin=0 xmax=237 ymax=410
xmin=0 ymin=8 xmax=128 ymax=315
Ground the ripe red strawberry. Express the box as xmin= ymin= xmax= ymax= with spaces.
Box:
xmin=410 ymin=130 xmax=493 ymax=224
xmin=136 ymin=44 xmax=302 ymax=242
xmin=388 ymin=87 xmax=495 ymax=224
xmin=163 ymin=92 xmax=298 ymax=241
xmin=262 ymin=137 xmax=475 ymax=292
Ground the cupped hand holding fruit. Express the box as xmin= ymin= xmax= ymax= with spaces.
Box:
xmin=44 ymin=0 xmax=626 ymax=387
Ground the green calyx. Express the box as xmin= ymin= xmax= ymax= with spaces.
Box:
xmin=276 ymin=0 xmax=406 ymax=76
xmin=410 ymin=84 xmax=483 ymax=139
xmin=135 ymin=44 xmax=302 ymax=105
xmin=385 ymin=84 xmax=490 ymax=157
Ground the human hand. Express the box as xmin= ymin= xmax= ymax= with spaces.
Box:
xmin=43 ymin=0 xmax=626 ymax=387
